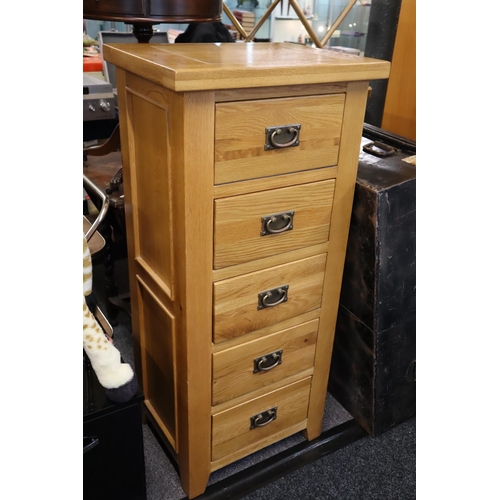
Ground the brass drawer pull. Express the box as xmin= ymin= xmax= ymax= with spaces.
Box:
xmin=258 ymin=285 xmax=289 ymax=310
xmin=250 ymin=407 xmax=278 ymax=429
xmin=261 ymin=211 xmax=295 ymax=236
xmin=253 ymin=349 xmax=283 ymax=373
xmin=265 ymin=124 xmax=301 ymax=150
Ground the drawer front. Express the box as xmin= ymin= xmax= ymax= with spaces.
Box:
xmin=211 ymin=377 xmax=311 ymax=461
xmin=214 ymin=94 xmax=345 ymax=184
xmin=83 ymin=0 xmax=143 ymax=16
xmin=212 ymin=319 xmax=318 ymax=405
xmin=213 ymin=254 xmax=326 ymax=342
xmin=214 ymin=180 xmax=335 ymax=269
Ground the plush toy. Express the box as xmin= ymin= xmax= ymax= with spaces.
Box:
xmin=83 ymin=233 xmax=138 ymax=402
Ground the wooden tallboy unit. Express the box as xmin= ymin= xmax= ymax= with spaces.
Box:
xmin=103 ymin=42 xmax=390 ymax=499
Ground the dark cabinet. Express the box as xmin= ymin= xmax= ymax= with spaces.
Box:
xmin=83 ymin=362 xmax=146 ymax=500
xmin=328 ymin=125 xmax=416 ymax=437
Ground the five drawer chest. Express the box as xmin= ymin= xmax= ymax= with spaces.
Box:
xmin=103 ymin=41 xmax=390 ymax=499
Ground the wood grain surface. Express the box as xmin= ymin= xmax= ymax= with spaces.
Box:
xmin=211 ymin=377 xmax=311 ymax=461
xmin=103 ymin=42 xmax=391 ymax=92
xmin=214 ymin=94 xmax=344 ymax=184
xmin=214 ymin=180 xmax=335 ymax=268
xmin=212 ymin=318 xmax=318 ymax=405
xmin=213 ymin=254 xmax=326 ymax=342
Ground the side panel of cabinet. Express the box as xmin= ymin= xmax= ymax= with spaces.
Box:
xmin=117 ymin=73 xmax=178 ymax=450
xmin=126 ymin=90 xmax=175 ymax=298
xmin=136 ymin=278 xmax=177 ymax=450
xmin=116 ymin=71 xmax=214 ymax=498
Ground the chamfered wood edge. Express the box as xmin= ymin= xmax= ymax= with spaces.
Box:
xmin=103 ymin=43 xmax=390 ymax=92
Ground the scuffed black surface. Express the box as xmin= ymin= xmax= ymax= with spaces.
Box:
xmin=328 ymin=127 xmax=416 ymax=437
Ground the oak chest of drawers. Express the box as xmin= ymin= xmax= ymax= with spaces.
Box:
xmin=103 ymin=42 xmax=390 ymax=499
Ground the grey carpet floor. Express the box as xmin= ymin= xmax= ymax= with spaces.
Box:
xmin=240 ymin=416 xmax=416 ymax=500
xmin=92 ymin=259 xmax=416 ymax=500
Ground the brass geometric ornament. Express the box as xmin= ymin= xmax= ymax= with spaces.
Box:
xmin=223 ymin=0 xmax=357 ymax=48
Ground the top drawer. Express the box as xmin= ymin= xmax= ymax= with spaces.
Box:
xmin=214 ymin=94 xmax=345 ymax=184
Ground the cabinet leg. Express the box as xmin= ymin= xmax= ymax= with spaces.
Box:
xmin=180 ymin=468 xmax=211 ymax=500
xmin=302 ymin=425 xmax=322 ymax=442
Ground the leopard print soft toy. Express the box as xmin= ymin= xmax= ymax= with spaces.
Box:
xmin=83 ymin=233 xmax=138 ymax=402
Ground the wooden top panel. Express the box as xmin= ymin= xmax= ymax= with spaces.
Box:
xmin=103 ymin=42 xmax=390 ymax=92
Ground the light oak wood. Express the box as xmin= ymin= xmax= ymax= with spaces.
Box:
xmin=125 ymin=81 xmax=175 ymax=297
xmin=381 ymin=0 xmax=416 ymax=140
xmin=136 ymin=276 xmax=177 ymax=450
xmin=135 ymin=257 xmax=173 ymax=304
xmin=212 ymin=318 xmax=318 ymax=405
xmin=211 ymin=310 xmax=321 ymax=354
xmin=210 ymin=418 xmax=308 ymax=472
xmin=118 ymin=69 xmax=215 ymax=498
xmin=214 ymin=180 xmax=335 ymax=269
xmin=305 ymin=80 xmax=370 ymax=441
xmin=107 ymin=43 xmax=390 ymax=499
xmin=169 ymin=90 xmax=215 ymax=498
xmin=211 ymin=377 xmax=311 ymax=462
xmin=215 ymin=83 xmax=347 ymax=103
xmin=212 ymin=242 xmax=330 ymax=282
xmin=214 ymin=95 xmax=344 ymax=184
xmin=143 ymin=400 xmax=177 ymax=452
xmin=213 ymin=165 xmax=337 ymax=198
xmin=103 ymin=43 xmax=391 ymax=92
xmin=211 ymin=368 xmax=314 ymax=417
xmin=213 ymin=254 xmax=326 ymax=342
